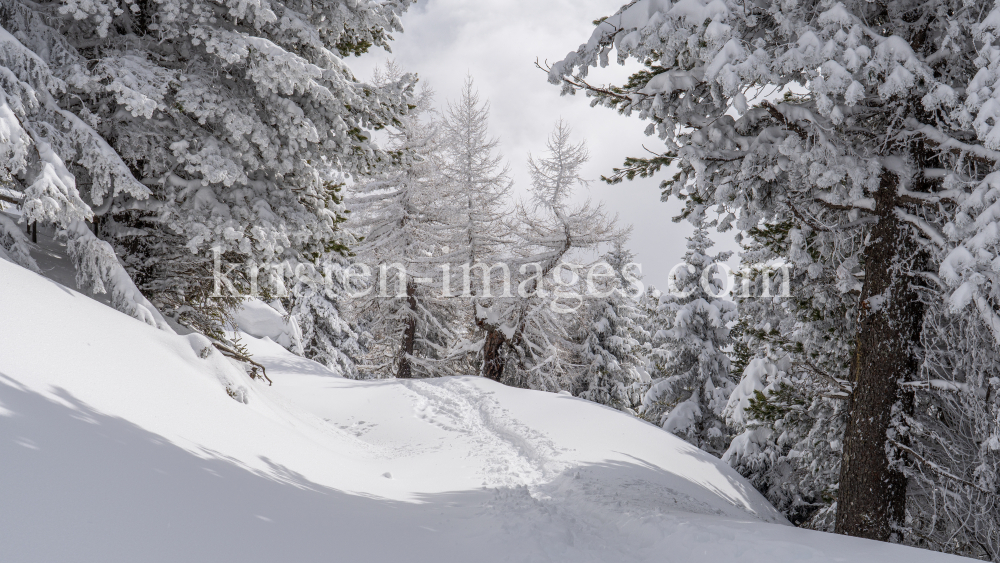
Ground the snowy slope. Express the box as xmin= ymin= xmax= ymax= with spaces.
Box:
xmin=0 ymin=259 xmax=966 ymax=562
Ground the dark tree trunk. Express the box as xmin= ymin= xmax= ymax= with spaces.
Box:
xmin=481 ymin=327 xmax=506 ymax=382
xmin=396 ymin=280 xmax=417 ymax=379
xmin=477 ymin=246 xmax=568 ymax=385
xmin=835 ymin=171 xmax=923 ymax=540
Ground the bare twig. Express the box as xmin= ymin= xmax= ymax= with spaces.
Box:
xmin=0 ymin=193 xmax=23 ymax=206
xmin=212 ymin=341 xmax=272 ymax=385
xmin=890 ymin=439 xmax=998 ymax=496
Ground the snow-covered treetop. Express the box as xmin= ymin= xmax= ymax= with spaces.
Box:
xmin=519 ymin=120 xmax=624 ymax=270
xmin=441 ymin=75 xmax=513 ymax=267
xmin=527 ymin=119 xmax=589 ymax=213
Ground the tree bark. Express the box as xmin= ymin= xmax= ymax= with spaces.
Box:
xmin=396 ymin=280 xmax=417 ymax=379
xmin=835 ymin=171 xmax=923 ymax=540
xmin=481 ymin=327 xmax=506 ymax=382
xmin=478 ymin=237 xmax=571 ymax=385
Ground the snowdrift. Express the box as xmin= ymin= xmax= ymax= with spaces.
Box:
xmin=0 ymin=259 xmax=965 ymax=562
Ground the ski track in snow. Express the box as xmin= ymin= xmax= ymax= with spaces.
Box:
xmin=396 ymin=378 xmax=729 ymax=521
xmin=400 ymin=378 xmax=567 ymax=488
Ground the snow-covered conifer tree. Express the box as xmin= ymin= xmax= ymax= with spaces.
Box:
xmin=550 ymin=0 xmax=1000 ymax=548
xmin=439 ymin=76 xmax=514 ymax=375
xmin=718 ymin=217 xmax=857 ymax=529
xmin=0 ymin=9 xmax=172 ymax=329
xmin=1 ymin=0 xmax=416 ymax=336
xmin=574 ymin=242 xmax=647 ymax=413
xmin=640 ymin=222 xmax=735 ymax=455
xmin=290 ymin=265 xmax=366 ymax=378
xmin=706 ymin=221 xmax=849 ymax=529
xmin=287 ymin=181 xmax=365 ymax=378
xmin=441 ymin=76 xmax=513 ymax=271
xmin=634 ymin=284 xmax=660 ymax=348
xmin=480 ymin=120 xmax=622 ymax=390
xmin=349 ymin=88 xmax=455 ymax=379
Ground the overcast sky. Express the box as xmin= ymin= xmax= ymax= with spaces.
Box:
xmin=353 ymin=0 xmax=741 ymax=292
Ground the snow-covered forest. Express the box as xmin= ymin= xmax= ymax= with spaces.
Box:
xmin=1 ymin=0 xmax=999 ymax=560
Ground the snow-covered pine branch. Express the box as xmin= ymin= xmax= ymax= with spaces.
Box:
xmin=1 ymin=0 xmax=416 ymax=336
